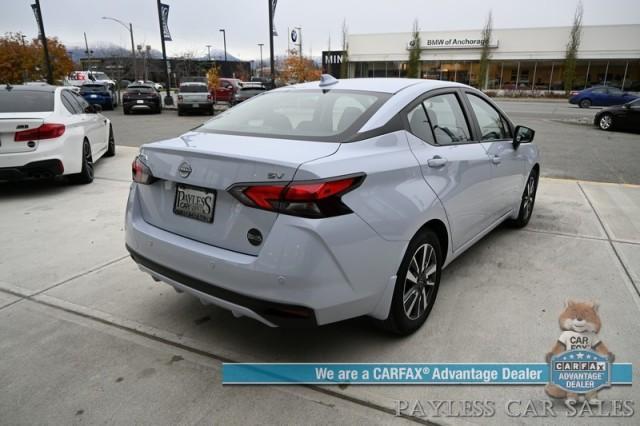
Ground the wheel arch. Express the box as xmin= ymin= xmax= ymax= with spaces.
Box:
xmin=416 ymin=218 xmax=449 ymax=266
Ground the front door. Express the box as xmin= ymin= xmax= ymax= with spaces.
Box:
xmin=464 ymin=92 xmax=525 ymax=218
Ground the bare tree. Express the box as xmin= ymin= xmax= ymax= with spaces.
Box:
xmin=340 ymin=19 xmax=349 ymax=79
xmin=407 ymin=20 xmax=421 ymax=78
xmin=478 ymin=11 xmax=493 ymax=89
xmin=563 ymin=1 xmax=583 ymax=94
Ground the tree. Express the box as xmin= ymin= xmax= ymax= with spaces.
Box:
xmin=206 ymin=66 xmax=220 ymax=92
xmin=478 ymin=11 xmax=493 ymax=90
xmin=0 ymin=32 xmax=72 ymax=84
xmin=280 ymin=50 xmax=321 ymax=83
xmin=407 ymin=20 xmax=421 ymax=78
xmin=563 ymin=1 xmax=583 ymax=94
xmin=340 ymin=19 xmax=349 ymax=79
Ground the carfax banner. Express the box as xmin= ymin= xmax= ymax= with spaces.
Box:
xmin=223 ymin=362 xmax=632 ymax=385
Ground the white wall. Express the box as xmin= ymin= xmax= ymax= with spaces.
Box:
xmin=348 ymin=25 xmax=640 ymax=62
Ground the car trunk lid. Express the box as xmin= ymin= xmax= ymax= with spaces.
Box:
xmin=0 ymin=113 xmax=46 ymax=154
xmin=136 ymin=131 xmax=340 ymax=255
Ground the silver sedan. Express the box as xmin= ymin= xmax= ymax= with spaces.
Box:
xmin=125 ymin=76 xmax=539 ymax=334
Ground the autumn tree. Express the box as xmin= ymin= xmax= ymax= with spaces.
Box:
xmin=564 ymin=1 xmax=583 ymax=94
xmin=0 ymin=32 xmax=73 ymax=84
xmin=280 ymin=50 xmax=321 ymax=83
xmin=478 ymin=11 xmax=493 ymax=89
xmin=206 ymin=65 xmax=220 ymax=91
xmin=340 ymin=19 xmax=349 ymax=79
xmin=407 ymin=20 xmax=421 ymax=78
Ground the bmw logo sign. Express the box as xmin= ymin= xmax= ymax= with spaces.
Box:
xmin=291 ymin=29 xmax=298 ymax=43
xmin=178 ymin=162 xmax=192 ymax=178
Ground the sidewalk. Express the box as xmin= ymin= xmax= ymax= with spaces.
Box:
xmin=1 ymin=147 xmax=639 ymax=424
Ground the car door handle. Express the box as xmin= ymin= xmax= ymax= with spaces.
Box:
xmin=491 ymin=155 xmax=502 ymax=165
xmin=427 ymin=156 xmax=448 ymax=168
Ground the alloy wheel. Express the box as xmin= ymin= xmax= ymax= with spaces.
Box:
xmin=84 ymin=142 xmax=94 ymax=179
xmin=522 ymin=175 xmax=536 ymax=219
xmin=599 ymin=114 xmax=612 ymax=130
xmin=402 ymin=243 xmax=437 ymax=320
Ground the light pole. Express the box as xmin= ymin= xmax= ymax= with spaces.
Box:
xmin=258 ymin=43 xmax=264 ymax=77
xmin=219 ymin=29 xmax=227 ymax=63
xmin=205 ymin=44 xmax=212 ymax=62
xmin=102 ymin=16 xmax=137 ymax=81
xmin=267 ymin=0 xmax=275 ymax=78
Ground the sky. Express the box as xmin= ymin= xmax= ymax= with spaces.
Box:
xmin=2 ymin=0 xmax=639 ymax=60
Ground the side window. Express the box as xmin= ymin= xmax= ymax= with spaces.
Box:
xmin=423 ymin=93 xmax=471 ymax=145
xmin=72 ymin=92 xmax=90 ymax=112
xmin=407 ymin=103 xmax=435 ymax=144
xmin=591 ymin=88 xmax=606 ymax=94
xmin=61 ymin=91 xmax=81 ymax=114
xmin=467 ymin=94 xmax=511 ymax=141
xmin=607 ymin=87 xmax=623 ymax=96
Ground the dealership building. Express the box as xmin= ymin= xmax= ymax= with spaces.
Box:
xmin=327 ymin=24 xmax=640 ymax=91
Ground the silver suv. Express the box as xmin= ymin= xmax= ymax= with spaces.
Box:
xmin=177 ymin=82 xmax=213 ymax=116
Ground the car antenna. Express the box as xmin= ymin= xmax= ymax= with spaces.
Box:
xmin=319 ymin=74 xmax=338 ymax=92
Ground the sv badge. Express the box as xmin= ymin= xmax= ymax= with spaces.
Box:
xmin=267 ymin=172 xmax=285 ymax=179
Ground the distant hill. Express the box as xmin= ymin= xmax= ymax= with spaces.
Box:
xmin=67 ymin=44 xmax=241 ymax=62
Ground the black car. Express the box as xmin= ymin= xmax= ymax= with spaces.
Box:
xmin=122 ymin=84 xmax=161 ymax=114
xmin=594 ymin=98 xmax=640 ymax=132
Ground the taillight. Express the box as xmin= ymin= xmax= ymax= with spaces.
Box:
xmin=177 ymin=95 xmax=183 ymax=101
xmin=14 ymin=123 xmax=65 ymax=142
xmin=229 ymin=174 xmax=364 ymax=218
xmin=207 ymin=94 xmax=212 ymax=101
xmin=132 ymin=155 xmax=156 ymax=184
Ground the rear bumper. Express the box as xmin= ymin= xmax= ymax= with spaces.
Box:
xmin=0 ymin=159 xmax=64 ymax=180
xmin=124 ymin=100 xmax=161 ymax=110
xmin=125 ymin=183 xmax=404 ymax=327
xmin=177 ymin=102 xmax=213 ymax=111
xmin=127 ymin=245 xmax=317 ymax=327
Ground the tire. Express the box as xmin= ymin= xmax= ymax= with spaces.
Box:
xmin=104 ymin=125 xmax=116 ymax=157
xmin=124 ymin=107 xmax=130 ymax=115
xmin=579 ymin=99 xmax=592 ymax=108
xmin=156 ymin=106 xmax=162 ymax=114
xmin=378 ymin=229 xmax=442 ymax=335
xmin=70 ymin=140 xmax=94 ymax=184
xmin=208 ymin=107 xmax=214 ymax=116
xmin=178 ymin=109 xmax=184 ymax=116
xmin=598 ymin=113 xmax=613 ymax=131
xmin=508 ymin=169 xmax=539 ymax=228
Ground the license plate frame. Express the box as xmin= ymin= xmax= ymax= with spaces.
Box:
xmin=192 ymin=103 xmax=199 ymax=108
xmin=173 ymin=184 xmax=216 ymax=223
xmin=136 ymin=99 xmax=144 ymax=104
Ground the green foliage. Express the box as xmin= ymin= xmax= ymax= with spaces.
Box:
xmin=478 ymin=12 xmax=493 ymax=90
xmin=564 ymin=1 xmax=583 ymax=94
xmin=407 ymin=20 xmax=421 ymax=78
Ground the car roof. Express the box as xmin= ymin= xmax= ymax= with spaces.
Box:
xmin=128 ymin=84 xmax=154 ymax=88
xmin=0 ymin=84 xmax=56 ymax=93
xmin=278 ymin=78 xmax=467 ymax=94
xmin=180 ymin=82 xmax=207 ymax=85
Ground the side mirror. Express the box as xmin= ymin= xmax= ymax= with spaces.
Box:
xmin=513 ymin=125 xmax=535 ymax=148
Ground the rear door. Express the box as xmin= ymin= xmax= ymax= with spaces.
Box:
xmin=404 ymin=90 xmax=495 ymax=252
xmin=69 ymin=91 xmax=107 ymax=154
xmin=463 ymin=92 xmax=524 ymax=219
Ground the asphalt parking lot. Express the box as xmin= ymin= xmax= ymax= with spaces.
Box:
xmin=1 ymin=100 xmax=640 ymax=424
xmin=104 ymin=99 xmax=640 ymax=184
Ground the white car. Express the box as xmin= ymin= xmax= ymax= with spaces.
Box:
xmin=0 ymin=84 xmax=115 ymax=183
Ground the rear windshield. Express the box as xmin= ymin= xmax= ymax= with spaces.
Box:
xmin=179 ymin=85 xmax=208 ymax=93
xmin=0 ymin=90 xmax=54 ymax=112
xmin=199 ymin=89 xmax=389 ymax=142
xmin=126 ymin=86 xmax=155 ymax=93
xmin=80 ymin=85 xmax=107 ymax=93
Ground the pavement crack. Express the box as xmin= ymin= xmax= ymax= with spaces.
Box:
xmin=32 ymin=255 xmax=130 ymax=297
xmin=577 ymin=182 xmax=640 ymax=299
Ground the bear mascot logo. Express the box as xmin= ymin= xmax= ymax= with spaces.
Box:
xmin=545 ymin=300 xmax=614 ymax=403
